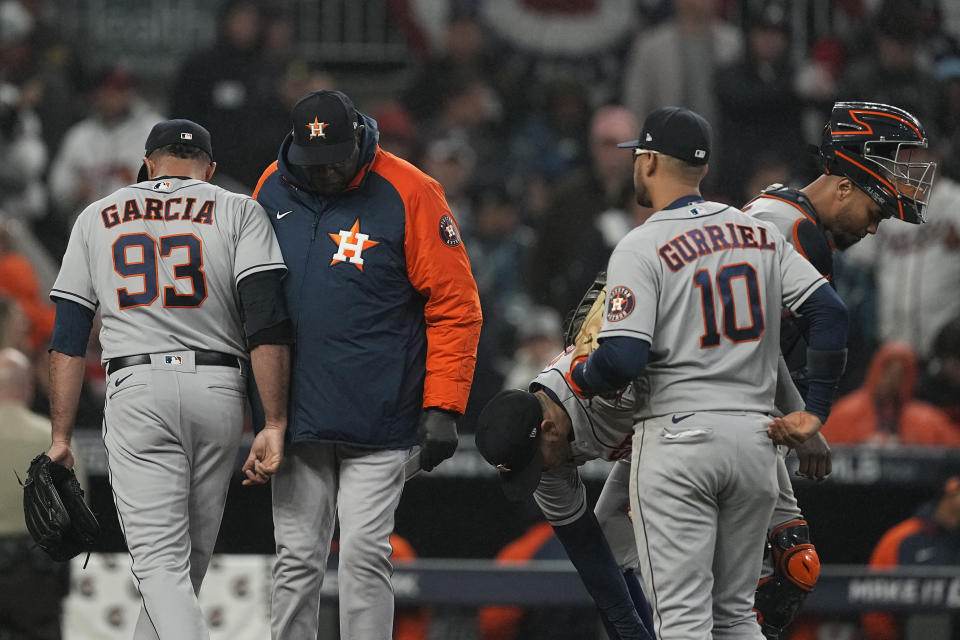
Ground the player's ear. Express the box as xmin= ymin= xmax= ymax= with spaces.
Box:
xmin=641 ymin=152 xmax=657 ymax=178
xmin=143 ymin=157 xmax=154 ymax=179
xmin=204 ymin=161 xmax=217 ymax=182
xmin=540 ymin=417 xmax=562 ymax=442
xmin=836 ymin=177 xmax=854 ymax=201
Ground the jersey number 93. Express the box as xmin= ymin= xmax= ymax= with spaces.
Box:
xmin=112 ymin=233 xmax=207 ymax=309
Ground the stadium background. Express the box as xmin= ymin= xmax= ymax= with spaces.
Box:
xmin=1 ymin=0 xmax=959 ymax=638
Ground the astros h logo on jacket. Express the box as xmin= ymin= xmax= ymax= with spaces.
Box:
xmin=329 ymin=219 xmax=379 ymax=270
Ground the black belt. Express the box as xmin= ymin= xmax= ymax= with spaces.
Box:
xmin=106 ymin=350 xmax=241 ymax=376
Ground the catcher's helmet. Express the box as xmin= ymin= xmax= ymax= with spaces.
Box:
xmin=819 ymin=102 xmax=936 ymax=224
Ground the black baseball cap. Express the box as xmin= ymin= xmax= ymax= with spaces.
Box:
xmin=137 ymin=119 xmax=213 ymax=182
xmin=475 ymin=389 xmax=545 ymax=501
xmin=288 ymin=90 xmax=360 ymax=166
xmin=618 ymin=106 xmax=712 ymax=165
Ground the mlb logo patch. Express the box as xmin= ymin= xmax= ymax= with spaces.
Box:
xmin=180 ymin=132 xmax=193 ymax=141
xmin=164 ymin=355 xmax=183 ymax=366
xmin=153 ymin=180 xmax=172 ymax=192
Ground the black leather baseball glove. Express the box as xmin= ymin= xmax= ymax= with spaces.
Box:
xmin=22 ymin=454 xmax=100 ymax=562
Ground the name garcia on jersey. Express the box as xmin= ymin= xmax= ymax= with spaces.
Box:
xmin=658 ymin=222 xmax=776 ymax=272
xmin=100 ymin=197 xmax=215 ymax=229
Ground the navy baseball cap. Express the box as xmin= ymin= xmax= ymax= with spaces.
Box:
xmin=618 ymin=106 xmax=712 ymax=165
xmin=288 ymin=90 xmax=360 ymax=166
xmin=475 ymin=389 xmax=544 ymax=501
xmin=138 ymin=119 xmax=213 ymax=181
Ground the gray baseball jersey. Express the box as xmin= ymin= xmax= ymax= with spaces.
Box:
xmin=528 ymin=348 xmax=636 ymax=526
xmin=51 ymin=177 xmax=285 ymax=640
xmin=600 ymin=199 xmax=827 ymax=419
xmin=743 ymin=188 xmax=812 ymax=241
xmin=52 ymin=178 xmax=285 ymax=361
xmin=610 ymin=198 xmax=827 ymax=639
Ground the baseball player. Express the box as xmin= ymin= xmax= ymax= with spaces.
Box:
xmin=476 ymin=349 xmax=652 ymax=640
xmin=45 ymin=119 xmax=292 ymax=640
xmin=742 ymin=101 xmax=936 ymax=639
xmin=568 ymin=106 xmax=849 ymax=639
xmin=474 ymin=306 xmax=833 ymax=640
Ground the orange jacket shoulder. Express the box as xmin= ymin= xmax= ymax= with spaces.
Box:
xmin=252 ymin=161 xmax=279 ymax=199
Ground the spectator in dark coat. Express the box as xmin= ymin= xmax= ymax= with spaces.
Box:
xmin=169 ymin=0 xmax=273 ymax=191
xmin=526 ymin=105 xmax=637 ymax=316
xmin=714 ymin=1 xmax=804 ymax=204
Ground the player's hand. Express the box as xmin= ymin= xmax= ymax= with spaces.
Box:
xmin=242 ymin=425 xmax=285 ymax=486
xmin=45 ymin=440 xmax=75 ymax=470
xmin=767 ymin=411 xmax=822 ymax=449
xmin=418 ymin=408 xmax=458 ymax=472
xmin=794 ymin=431 xmax=832 ymax=481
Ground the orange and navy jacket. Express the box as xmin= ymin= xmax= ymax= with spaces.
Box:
xmin=253 ymin=114 xmax=482 ymax=447
xmin=862 ymin=503 xmax=960 ymax=640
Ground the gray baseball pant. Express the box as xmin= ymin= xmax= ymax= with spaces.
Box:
xmin=270 ymin=442 xmax=409 ymax=640
xmin=629 ymin=412 xmax=779 ymax=640
xmin=102 ymin=356 xmax=246 ymax=640
xmin=595 ymin=459 xmax=639 ymax=571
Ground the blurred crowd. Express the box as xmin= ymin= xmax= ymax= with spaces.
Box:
xmin=3 ymin=0 xmax=959 ymax=444
xmin=0 ymin=0 xmax=959 ymax=637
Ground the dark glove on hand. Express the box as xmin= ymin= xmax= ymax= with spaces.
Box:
xmin=418 ymin=408 xmax=459 ymax=471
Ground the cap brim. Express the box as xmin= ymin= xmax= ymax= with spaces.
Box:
xmin=499 ymin=447 xmax=544 ymax=501
xmin=617 ymin=139 xmax=640 ymax=149
xmin=288 ymin=139 xmax=356 ymax=166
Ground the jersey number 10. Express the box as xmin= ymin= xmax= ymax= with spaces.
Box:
xmin=693 ymin=263 xmax=764 ymax=348
xmin=113 ymin=233 xmax=207 ymax=309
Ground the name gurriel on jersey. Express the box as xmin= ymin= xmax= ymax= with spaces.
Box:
xmin=658 ymin=222 xmax=776 ymax=272
xmin=100 ymin=197 xmax=215 ymax=229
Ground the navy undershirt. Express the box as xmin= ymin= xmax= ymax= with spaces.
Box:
xmin=572 ymin=284 xmax=846 ymax=422
xmin=49 ymin=299 xmax=94 ymax=356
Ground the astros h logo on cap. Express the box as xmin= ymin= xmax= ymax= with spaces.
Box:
xmin=307 ymin=118 xmax=329 ymax=140
xmin=289 ymin=90 xmax=360 ymax=166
